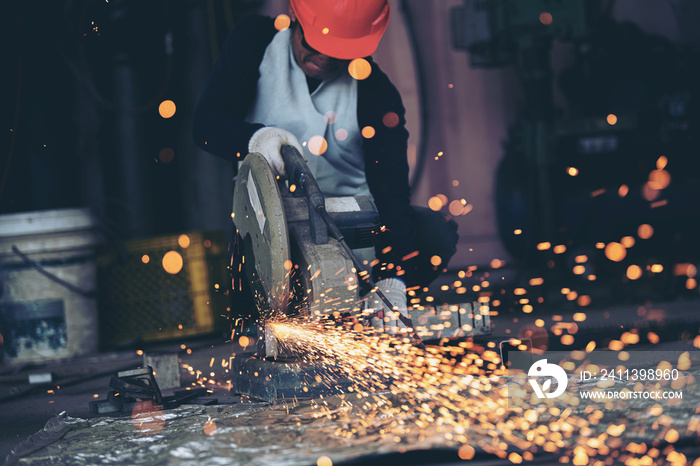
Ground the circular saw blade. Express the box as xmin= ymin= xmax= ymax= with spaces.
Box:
xmin=233 ymin=152 xmax=290 ymax=318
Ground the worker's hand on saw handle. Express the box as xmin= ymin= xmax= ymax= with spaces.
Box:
xmin=248 ymin=127 xmax=304 ymax=177
xmin=370 ymin=278 xmax=409 ymax=335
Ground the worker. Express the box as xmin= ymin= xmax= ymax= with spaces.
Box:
xmin=193 ymin=0 xmax=458 ymax=332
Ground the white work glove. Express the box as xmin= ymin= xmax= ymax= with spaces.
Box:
xmin=369 ymin=278 xmax=408 ymax=335
xmin=248 ymin=127 xmax=304 ymax=177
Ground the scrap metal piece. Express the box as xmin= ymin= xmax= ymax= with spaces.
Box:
xmin=89 ymin=366 xmax=215 ymax=414
xmin=143 ymin=352 xmax=181 ymax=390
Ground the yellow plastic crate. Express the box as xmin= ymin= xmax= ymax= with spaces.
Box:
xmin=97 ymin=231 xmax=228 ymax=347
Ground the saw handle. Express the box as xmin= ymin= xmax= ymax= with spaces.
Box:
xmin=280 ymin=144 xmax=328 ymax=244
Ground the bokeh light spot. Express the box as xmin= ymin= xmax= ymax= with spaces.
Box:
xmin=323 ymin=110 xmax=338 ymax=124
xmin=491 ymin=259 xmax=505 ymax=268
xmin=308 ymin=135 xmax=328 ymax=156
xmin=539 ymin=12 xmax=553 ymax=25
xmin=458 ymin=445 xmax=475 ymax=460
xmin=430 ymin=255 xmax=442 ymax=266
xmin=141 ymin=254 xmax=150 ymax=264
xmin=274 ymin=14 xmax=291 ymax=31
xmin=607 ymin=114 xmax=618 ymax=125
xmin=348 ymin=58 xmax=372 ymax=80
xmin=638 ymin=224 xmax=654 ymax=239
xmin=335 ymin=128 xmax=348 ymax=141
xmin=159 ymin=147 xmax=174 ymax=163
xmin=382 ymin=112 xmax=400 ymax=128
xmin=203 ymin=418 xmax=217 ymax=436
xmin=605 ymin=242 xmax=626 ymax=262
xmin=448 ymin=200 xmax=463 ymax=216
xmin=648 ymin=169 xmax=671 ymax=190
xmin=642 ymin=183 xmax=661 ymax=201
xmin=162 ymin=251 xmax=183 ymax=274
xmin=131 ymin=400 xmax=165 ymax=434
xmin=621 ymin=236 xmax=635 ymax=248
xmin=178 ymin=234 xmax=191 ymax=249
xmin=656 ymin=155 xmax=668 ymax=170
xmin=361 ymin=126 xmax=376 ymax=139
xmin=428 ymin=196 xmax=443 ymax=211
xmin=627 ymin=265 xmax=642 ymax=280
xmin=317 ymin=456 xmax=333 ymax=466
xmin=159 ymin=100 xmax=176 ymax=119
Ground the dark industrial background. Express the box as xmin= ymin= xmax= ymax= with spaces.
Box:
xmin=2 ymin=0 xmax=700 ymax=463
xmin=3 ymin=0 xmax=700 ymax=264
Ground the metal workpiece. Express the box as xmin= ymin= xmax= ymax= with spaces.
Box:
xmin=229 ymin=354 xmax=353 ymax=402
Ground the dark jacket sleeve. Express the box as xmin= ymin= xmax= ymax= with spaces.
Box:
xmin=193 ymin=16 xmax=277 ymax=161
xmin=357 ymin=60 xmax=417 ymax=263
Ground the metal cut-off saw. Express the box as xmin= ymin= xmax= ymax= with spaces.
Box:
xmin=233 ymin=145 xmax=391 ymax=358
xmin=233 ymin=145 xmax=491 ymax=360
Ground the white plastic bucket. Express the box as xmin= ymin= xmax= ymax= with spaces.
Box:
xmin=0 ymin=208 xmax=100 ymax=365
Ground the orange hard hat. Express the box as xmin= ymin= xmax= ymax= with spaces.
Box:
xmin=290 ymin=0 xmax=390 ymax=60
